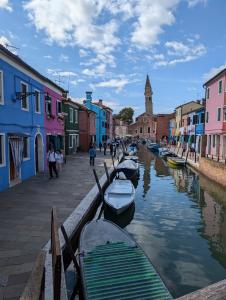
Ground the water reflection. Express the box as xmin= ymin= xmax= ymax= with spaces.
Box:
xmin=125 ymin=146 xmax=226 ymax=298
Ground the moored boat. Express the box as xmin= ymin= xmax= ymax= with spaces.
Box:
xmin=116 ymin=159 xmax=139 ymax=179
xmin=104 ymin=179 xmax=135 ymax=214
xmin=124 ymin=155 xmax=138 ymax=162
xmin=167 ymin=156 xmax=186 ymax=167
xmin=79 ymin=220 xmax=173 ymax=300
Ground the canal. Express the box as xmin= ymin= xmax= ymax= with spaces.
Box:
xmin=113 ymin=146 xmax=226 ymax=298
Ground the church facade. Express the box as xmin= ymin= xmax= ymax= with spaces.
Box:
xmin=128 ymin=75 xmax=157 ymax=141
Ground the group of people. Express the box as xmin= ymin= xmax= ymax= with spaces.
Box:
xmin=88 ymin=140 xmax=119 ymax=166
xmin=48 ymin=147 xmax=64 ymax=179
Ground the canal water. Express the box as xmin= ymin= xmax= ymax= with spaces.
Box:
xmin=108 ymin=146 xmax=226 ymax=298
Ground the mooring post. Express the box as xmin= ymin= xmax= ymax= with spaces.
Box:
xmin=112 ymin=156 xmax=115 ymax=168
xmin=185 ymin=150 xmax=189 ymax=166
xmin=104 ymin=162 xmax=110 ymax=184
xmin=93 ymin=169 xmax=104 ymax=200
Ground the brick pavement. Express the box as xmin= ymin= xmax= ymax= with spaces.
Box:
xmin=0 ymin=151 xmax=112 ymax=299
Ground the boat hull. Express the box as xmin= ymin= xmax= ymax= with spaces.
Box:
xmin=167 ymin=157 xmax=186 ymax=167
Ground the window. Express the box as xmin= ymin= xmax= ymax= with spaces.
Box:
xmin=213 ymin=135 xmax=215 ymax=148
xmin=102 ymin=121 xmax=105 ymax=128
xmin=201 ymin=112 xmax=205 ymax=123
xmin=56 ymin=100 xmax=62 ymax=114
xmin=45 ymin=95 xmax=52 ymax=115
xmin=206 ymin=87 xmax=210 ymax=99
xmin=224 ymin=107 xmax=226 ymax=121
xmin=69 ymin=134 xmax=79 ymax=148
xmin=187 ymin=117 xmax=190 ymax=125
xmin=0 ymin=71 xmax=4 ymax=105
xmin=0 ymin=134 xmax=5 ymax=166
xmin=140 ymin=127 xmax=142 ymax=134
xmin=193 ymin=115 xmax=198 ymax=125
xmin=217 ymin=108 xmax=221 ymax=121
xmin=74 ymin=109 xmax=78 ymax=123
xmin=218 ymin=80 xmax=222 ymax=94
xmin=21 ymin=82 xmax=29 ymax=110
xmin=34 ymin=90 xmax=40 ymax=113
xmin=69 ymin=108 xmax=73 ymax=123
xmin=23 ymin=137 xmax=30 ymax=159
xmin=148 ymin=127 xmax=150 ymax=133
xmin=206 ymin=112 xmax=209 ymax=123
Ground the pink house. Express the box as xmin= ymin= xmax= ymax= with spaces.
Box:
xmin=204 ymin=68 xmax=226 ymax=159
xmin=44 ymin=85 xmax=66 ymax=169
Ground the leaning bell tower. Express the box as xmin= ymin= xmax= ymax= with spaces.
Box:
xmin=144 ymin=75 xmax=153 ymax=115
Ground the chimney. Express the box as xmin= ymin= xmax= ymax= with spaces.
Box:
xmin=99 ymin=99 xmax=103 ymax=105
xmin=86 ymin=91 xmax=92 ymax=102
xmin=196 ymin=100 xmax=201 ymax=104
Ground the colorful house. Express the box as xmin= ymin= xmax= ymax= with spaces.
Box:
xmin=0 ymin=45 xmax=46 ymax=191
xmin=77 ymin=103 xmax=96 ymax=152
xmin=62 ymin=98 xmax=79 ymax=155
xmin=204 ymin=68 xmax=226 ymax=159
xmin=44 ymin=85 xmax=65 ymax=167
xmin=169 ymin=118 xmax=176 ymax=142
xmin=83 ymin=92 xmax=107 ymax=145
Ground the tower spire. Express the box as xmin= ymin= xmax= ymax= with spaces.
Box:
xmin=144 ymin=74 xmax=153 ymax=114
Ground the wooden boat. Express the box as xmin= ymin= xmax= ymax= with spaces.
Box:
xmin=167 ymin=156 xmax=186 ymax=167
xmin=148 ymin=143 xmax=160 ymax=152
xmin=104 ymin=202 xmax=135 ymax=228
xmin=104 ymin=179 xmax=135 ymax=214
xmin=116 ymin=160 xmax=139 ymax=179
xmin=124 ymin=155 xmax=138 ymax=162
xmin=79 ymin=220 xmax=173 ymax=300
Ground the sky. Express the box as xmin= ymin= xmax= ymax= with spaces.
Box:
xmin=0 ymin=0 xmax=226 ymax=117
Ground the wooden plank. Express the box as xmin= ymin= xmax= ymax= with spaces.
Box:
xmin=51 ymin=207 xmax=61 ymax=300
xmin=20 ymin=250 xmax=45 ymax=300
xmin=176 ymin=279 xmax=226 ymax=300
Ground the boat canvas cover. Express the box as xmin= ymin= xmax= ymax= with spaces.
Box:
xmin=80 ymin=220 xmax=172 ymax=300
xmin=117 ymin=160 xmax=138 ymax=170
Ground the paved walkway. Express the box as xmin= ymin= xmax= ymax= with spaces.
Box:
xmin=0 ymin=151 xmax=112 ymax=299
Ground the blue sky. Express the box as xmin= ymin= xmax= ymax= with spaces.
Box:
xmin=0 ymin=0 xmax=226 ymax=117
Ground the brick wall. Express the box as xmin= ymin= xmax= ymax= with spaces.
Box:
xmin=156 ymin=113 xmax=175 ymax=143
xmin=199 ymin=157 xmax=226 ymax=188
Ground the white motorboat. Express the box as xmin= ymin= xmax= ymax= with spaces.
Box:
xmin=124 ymin=155 xmax=138 ymax=162
xmin=104 ymin=179 xmax=135 ymax=214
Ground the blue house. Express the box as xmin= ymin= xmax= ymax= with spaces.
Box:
xmin=83 ymin=91 xmax=107 ymax=145
xmin=0 ymin=46 xmax=47 ymax=191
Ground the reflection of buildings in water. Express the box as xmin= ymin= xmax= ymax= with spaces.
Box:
xmin=172 ymin=169 xmax=186 ymax=192
xmin=154 ymin=157 xmax=170 ymax=177
xmin=138 ymin=146 xmax=153 ymax=197
xmin=198 ymin=174 xmax=226 ymax=266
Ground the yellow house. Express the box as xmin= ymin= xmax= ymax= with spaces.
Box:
xmin=175 ymin=101 xmax=203 ymax=137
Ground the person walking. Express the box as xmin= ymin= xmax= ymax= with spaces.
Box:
xmin=89 ymin=145 xmax=96 ymax=166
xmin=56 ymin=150 xmax=63 ymax=172
xmin=110 ymin=143 xmax=113 ymax=156
xmin=48 ymin=147 xmax=58 ymax=179
xmin=103 ymin=142 xmax=107 ymax=155
xmin=99 ymin=142 xmax=102 ymax=152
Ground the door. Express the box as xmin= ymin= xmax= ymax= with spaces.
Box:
xmin=35 ymin=136 xmax=39 ymax=172
xmin=10 ymin=144 xmax=15 ymax=181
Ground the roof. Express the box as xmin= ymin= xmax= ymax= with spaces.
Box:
xmin=74 ymin=101 xmax=96 ymax=114
xmin=182 ymin=105 xmax=204 ymax=116
xmin=62 ymin=98 xmax=80 ymax=108
xmin=175 ymin=100 xmax=202 ymax=110
xmin=0 ymin=45 xmax=66 ymax=93
xmin=93 ymin=101 xmax=113 ymax=111
xmin=204 ymin=67 xmax=226 ymax=87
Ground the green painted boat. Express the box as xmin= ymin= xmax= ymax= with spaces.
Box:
xmin=79 ymin=220 xmax=172 ymax=300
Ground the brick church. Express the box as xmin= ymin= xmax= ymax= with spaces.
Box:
xmin=128 ymin=75 xmax=157 ymax=141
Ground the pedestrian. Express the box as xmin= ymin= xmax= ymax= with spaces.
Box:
xmin=103 ymin=142 xmax=107 ymax=155
xmin=113 ymin=143 xmax=117 ymax=157
xmin=48 ymin=147 xmax=58 ymax=179
xmin=56 ymin=150 xmax=64 ymax=172
xmin=99 ymin=142 xmax=102 ymax=152
xmin=110 ymin=143 xmax=113 ymax=156
xmin=89 ymin=145 xmax=96 ymax=166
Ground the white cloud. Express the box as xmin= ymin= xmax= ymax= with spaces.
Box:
xmin=47 ymin=68 xmax=77 ymax=77
xmin=59 ymin=54 xmax=69 ymax=62
xmin=0 ymin=0 xmax=12 ymax=11
xmin=187 ymin=0 xmax=207 ymax=7
xmin=131 ymin=0 xmax=179 ymax=48
xmin=203 ymin=63 xmax=226 ymax=83
xmin=153 ymin=39 xmax=206 ymax=68
xmin=82 ymin=64 xmax=106 ymax=77
xmin=0 ymin=35 xmax=10 ymax=47
xmin=79 ymin=49 xmax=88 ymax=57
xmin=44 ymin=55 xmax=52 ymax=59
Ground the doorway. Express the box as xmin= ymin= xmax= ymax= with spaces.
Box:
xmin=9 ymin=138 xmax=22 ymax=186
xmin=35 ymin=133 xmax=43 ymax=173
